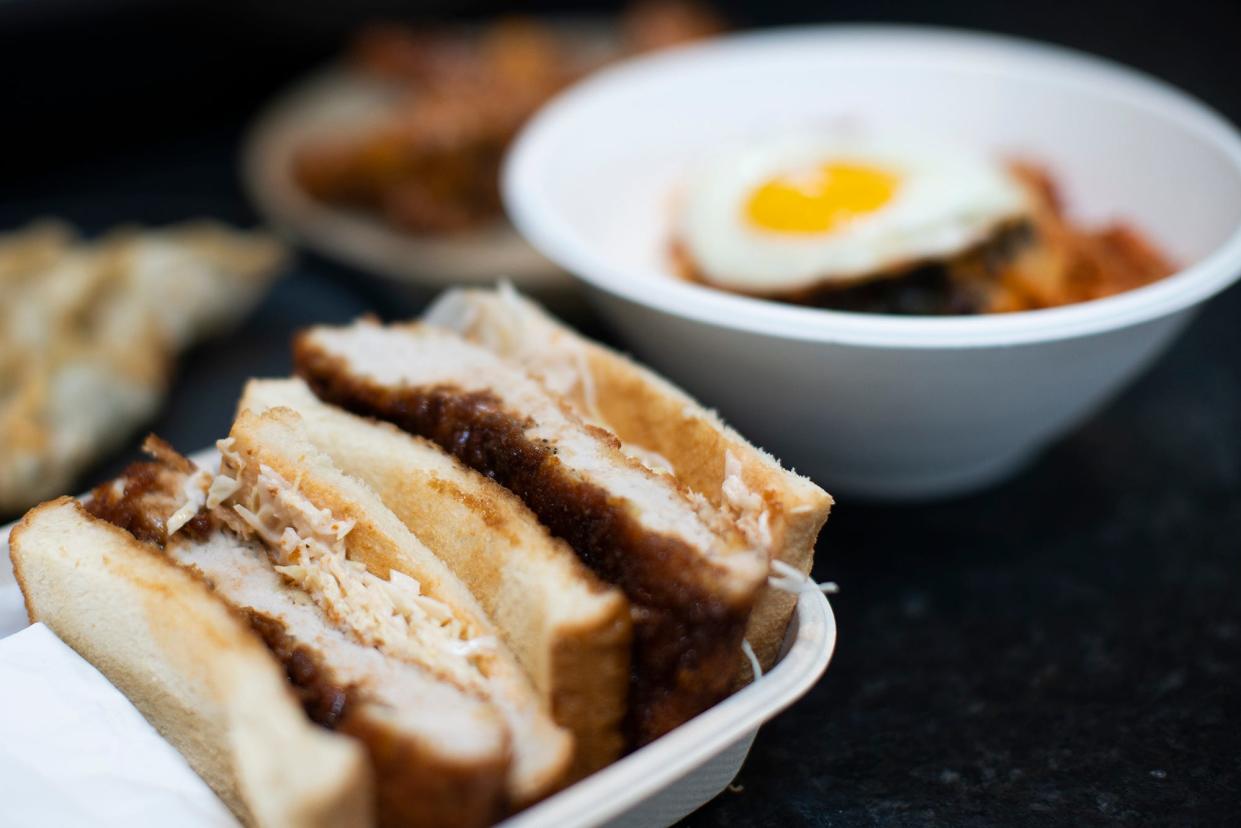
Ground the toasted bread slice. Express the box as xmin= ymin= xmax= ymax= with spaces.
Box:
xmin=294 ymin=321 xmax=768 ymax=743
xmin=9 ymin=498 xmax=371 ymax=828
xmin=427 ymin=286 xmax=833 ymax=674
xmin=239 ymin=378 xmax=631 ymax=776
xmin=221 ymin=408 xmax=572 ymax=803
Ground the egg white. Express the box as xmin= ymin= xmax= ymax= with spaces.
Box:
xmin=677 ymin=133 xmax=1031 ymax=293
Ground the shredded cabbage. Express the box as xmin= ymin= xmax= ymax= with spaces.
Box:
xmin=166 ymin=468 xmax=211 ymax=536
xmin=215 ymin=452 xmax=491 ymax=689
xmin=768 ymin=559 xmax=838 ymax=595
xmin=741 ymin=638 xmax=763 ymax=680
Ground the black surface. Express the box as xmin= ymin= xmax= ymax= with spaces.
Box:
xmin=5 ymin=2 xmax=1240 ymax=825
xmin=686 ymin=295 xmax=1241 ymax=826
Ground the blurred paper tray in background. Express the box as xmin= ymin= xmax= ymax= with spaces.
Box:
xmin=0 ymin=449 xmax=836 ymax=828
xmin=243 ymin=67 xmax=568 ymax=292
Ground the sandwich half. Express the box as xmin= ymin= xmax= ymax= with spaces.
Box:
xmin=294 ymin=320 xmax=768 ymax=743
xmin=217 ymin=407 xmax=573 ymax=805
xmin=425 ymin=286 xmax=834 ymax=674
xmin=239 ymin=377 xmax=632 ymax=775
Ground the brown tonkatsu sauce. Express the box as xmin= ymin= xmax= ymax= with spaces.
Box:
xmin=294 ymin=338 xmax=753 ymax=744
xmin=86 ymin=460 xmax=213 ymax=545
xmin=244 ymin=610 xmax=352 ymax=728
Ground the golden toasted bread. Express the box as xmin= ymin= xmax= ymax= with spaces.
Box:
xmin=0 ymin=222 xmax=284 ymax=517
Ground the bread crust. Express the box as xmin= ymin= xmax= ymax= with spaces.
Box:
xmin=429 ymin=289 xmax=834 ymax=675
xmin=240 ymin=378 xmax=631 ymax=777
xmin=293 ymin=336 xmax=759 ymax=744
xmin=9 ymin=498 xmax=371 ymax=828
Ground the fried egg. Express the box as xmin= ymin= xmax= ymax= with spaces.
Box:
xmin=677 ymin=134 xmax=1032 ymax=293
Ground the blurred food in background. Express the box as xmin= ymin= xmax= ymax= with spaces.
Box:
xmin=0 ymin=222 xmax=285 ymax=516
xmin=673 ymin=135 xmax=1175 ymax=315
xmin=293 ymin=1 xmax=723 ymax=237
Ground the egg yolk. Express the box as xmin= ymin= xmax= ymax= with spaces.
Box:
xmin=745 ymin=162 xmax=900 ymax=234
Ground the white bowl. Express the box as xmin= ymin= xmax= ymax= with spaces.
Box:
xmin=504 ymin=25 xmax=1241 ymax=499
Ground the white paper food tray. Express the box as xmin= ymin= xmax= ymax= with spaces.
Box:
xmin=0 ymin=452 xmax=836 ymax=827
xmin=502 ymin=588 xmax=835 ymax=827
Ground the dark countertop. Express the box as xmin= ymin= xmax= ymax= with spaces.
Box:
xmin=689 ymin=293 xmax=1241 ymax=826
xmin=4 ymin=3 xmax=1239 ymax=825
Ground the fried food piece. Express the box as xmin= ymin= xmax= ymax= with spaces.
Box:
xmin=0 ymin=222 xmax=284 ymax=516
xmin=622 ymin=0 xmax=725 ymax=51
xmin=294 ymin=3 xmax=726 ymax=235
